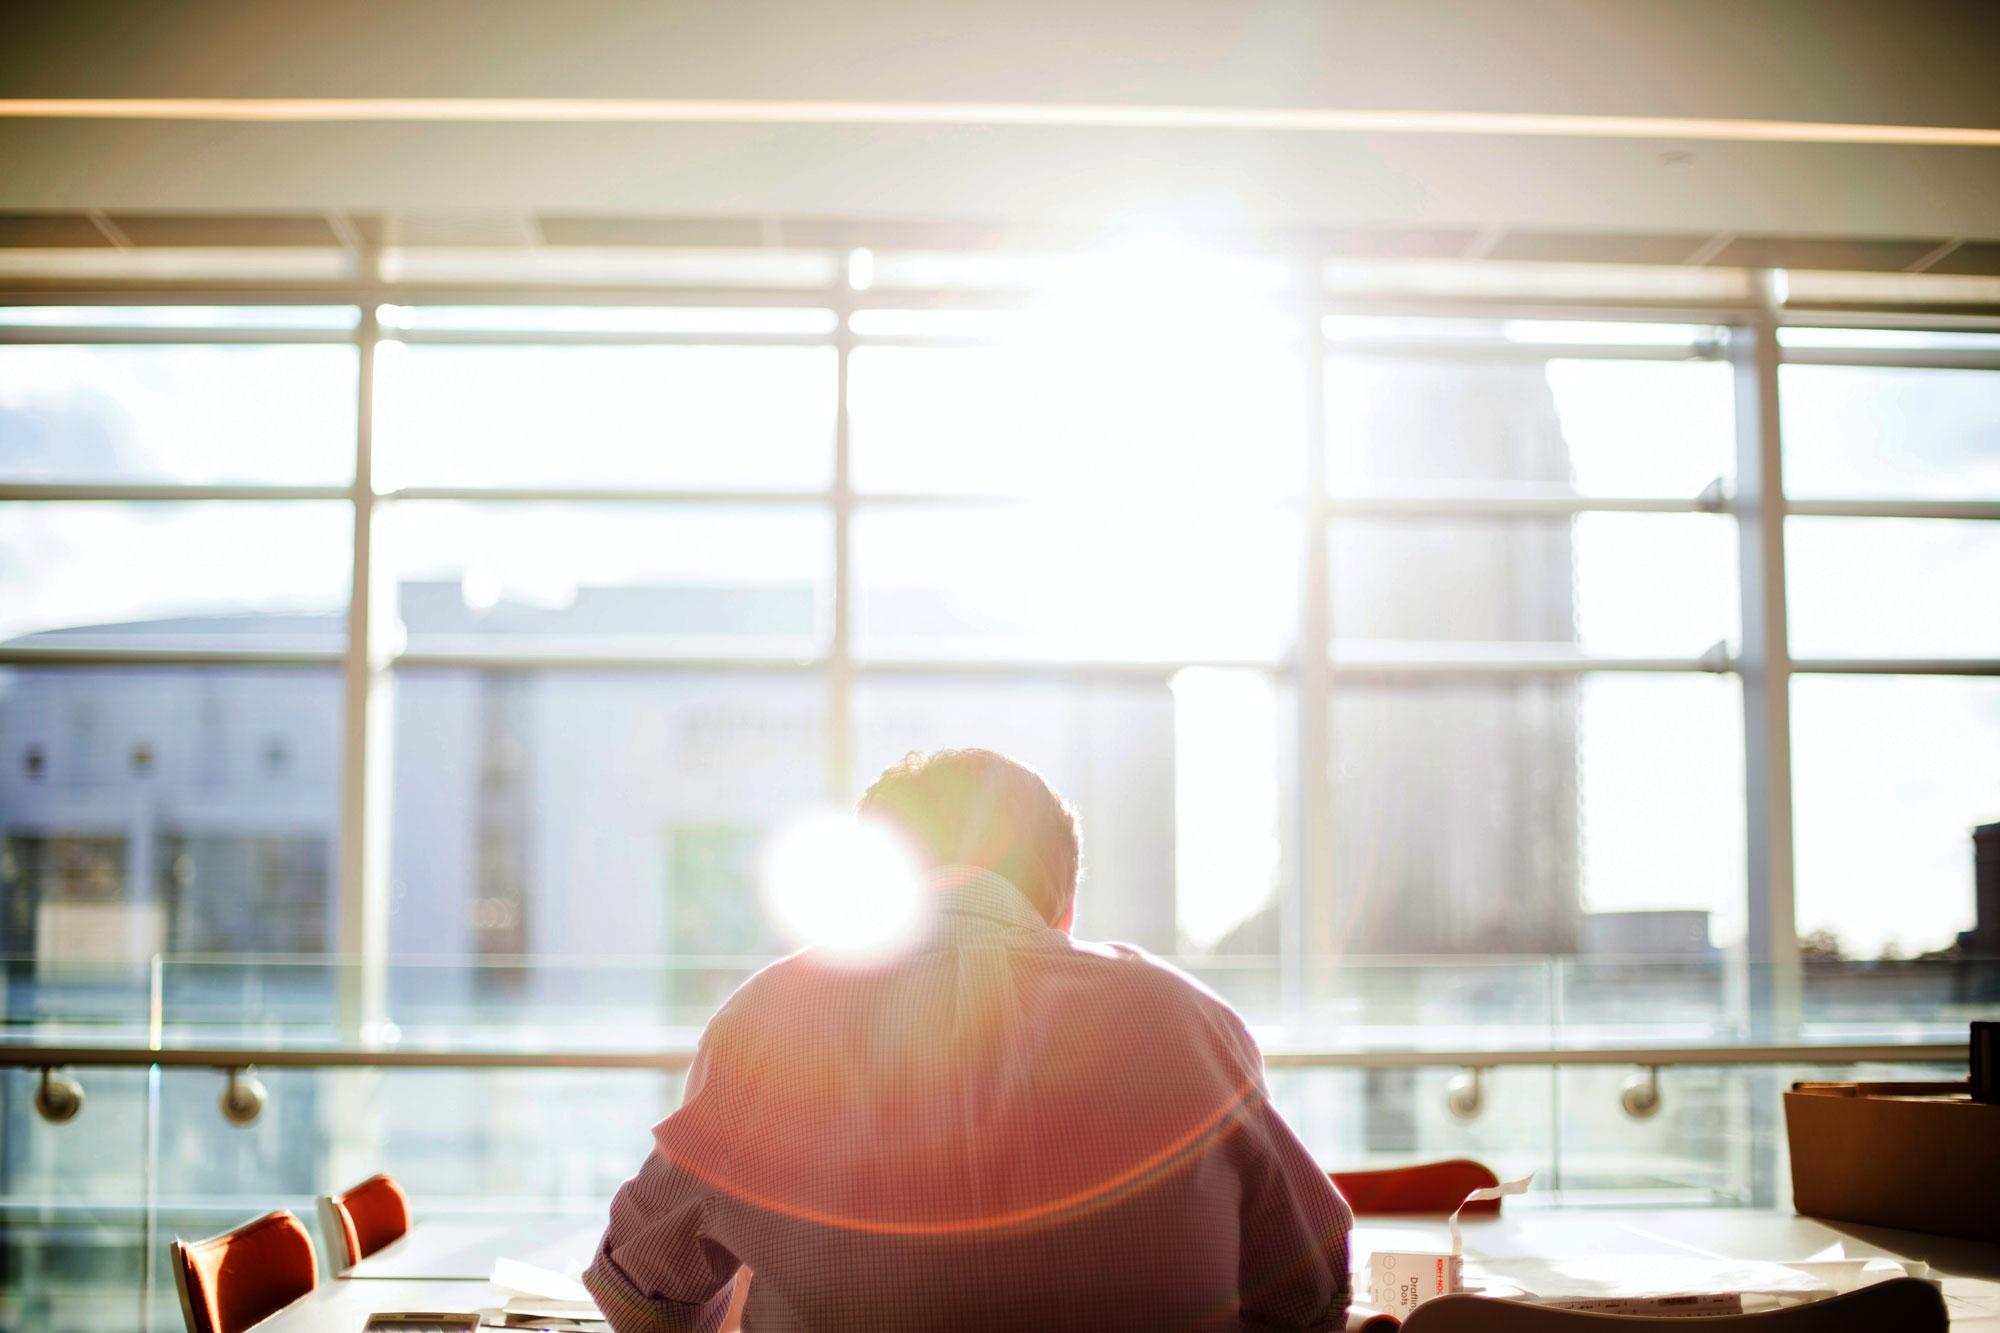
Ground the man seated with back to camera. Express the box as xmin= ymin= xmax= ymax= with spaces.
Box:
xmin=586 ymin=747 xmax=1352 ymax=1332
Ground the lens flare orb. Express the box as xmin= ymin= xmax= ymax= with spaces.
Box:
xmin=762 ymin=812 xmax=925 ymax=959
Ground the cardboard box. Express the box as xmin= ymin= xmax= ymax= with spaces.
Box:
xmin=1784 ymin=1081 xmax=2000 ymax=1243
xmin=1367 ymin=1251 xmax=1461 ymax=1318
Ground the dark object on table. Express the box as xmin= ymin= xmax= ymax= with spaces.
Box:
xmin=1973 ymin=1020 xmax=1997 ymax=1104
xmin=1785 ymin=1078 xmax=2000 ymax=1242
xmin=1400 ymin=1275 xmax=1945 ymax=1329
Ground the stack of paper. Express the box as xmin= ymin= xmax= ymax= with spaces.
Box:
xmin=1465 ymin=1255 xmax=1837 ymax=1314
xmin=488 ymin=1259 xmax=606 ymax=1329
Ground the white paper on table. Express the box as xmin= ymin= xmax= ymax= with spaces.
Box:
xmin=1466 ymin=1254 xmax=1837 ymax=1305
xmin=1780 ymin=1258 xmax=1935 ymax=1294
xmin=1368 ymin=1172 xmax=1535 ymax=1317
xmin=1446 ymin=1174 xmax=1534 ymax=1256
xmin=491 ymin=1258 xmax=595 ymax=1305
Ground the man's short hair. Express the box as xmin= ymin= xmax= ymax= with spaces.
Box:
xmin=859 ymin=749 xmax=1080 ymax=926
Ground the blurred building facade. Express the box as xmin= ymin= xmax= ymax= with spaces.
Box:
xmin=2 ymin=363 xmax=1592 ymax=973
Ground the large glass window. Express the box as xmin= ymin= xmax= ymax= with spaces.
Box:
xmin=5 ymin=273 xmax=2000 ymax=1329
xmin=375 ymin=502 xmax=831 ymax=660
xmin=1324 ymin=675 xmax=1742 ymax=958
xmin=1330 ymin=514 xmax=1738 ymax=655
xmin=1787 ymin=517 xmax=2000 ymax=659
xmin=1326 ymin=350 xmax=1734 ymax=496
xmin=0 ymin=666 xmax=343 ymax=968
xmin=854 ymin=674 xmax=1301 ymax=965
xmin=389 ymin=670 xmax=827 ymax=994
xmin=850 ymin=337 xmax=1303 ymax=499
xmin=1792 ymin=675 xmax=2000 ymax=958
xmin=0 ymin=501 xmax=351 ymax=646
xmin=374 ymin=339 xmax=835 ymax=492
xmin=8 ymin=263 xmax=2000 ymax=1333
xmin=0 ymin=337 xmax=357 ymax=484
xmin=2 ymin=290 xmax=1990 ymax=988
xmin=1780 ymin=362 xmax=2000 ymax=499
xmin=854 ymin=503 xmax=1298 ymax=662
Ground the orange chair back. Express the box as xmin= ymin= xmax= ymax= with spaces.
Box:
xmin=170 ymin=1210 xmax=318 ymax=1333
xmin=321 ymin=1172 xmax=412 ymax=1270
xmin=1330 ymin=1159 xmax=1503 ymax=1215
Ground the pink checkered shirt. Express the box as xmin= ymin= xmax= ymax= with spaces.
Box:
xmin=585 ymin=867 xmax=1352 ymax=1332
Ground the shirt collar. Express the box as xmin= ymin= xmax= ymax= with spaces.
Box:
xmin=926 ymin=864 xmax=1055 ymax=933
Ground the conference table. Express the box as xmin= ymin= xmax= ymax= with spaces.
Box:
xmin=260 ymin=1207 xmax=2000 ymax=1330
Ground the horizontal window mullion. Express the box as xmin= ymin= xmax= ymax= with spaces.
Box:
xmin=390 ymin=329 xmax=831 ymax=347
xmin=378 ymin=486 xmax=829 ymax=505
xmin=1790 ymin=657 xmax=2000 ymax=676
xmin=387 ymin=654 xmax=1295 ymax=679
xmin=0 ymin=644 xmax=342 ymax=668
xmin=1779 ymin=347 xmax=2000 ymax=372
xmin=0 ymin=482 xmax=355 ymax=502
xmin=0 ymin=326 xmax=355 ymax=345
xmin=851 ymin=658 xmax=1287 ymax=683
xmin=1323 ymin=492 xmax=1722 ymax=517
xmin=391 ymin=649 xmax=824 ymax=673
xmin=846 ymin=332 xmax=1009 ymax=349
xmin=1330 ymin=652 xmax=1727 ymax=677
xmin=0 ymin=285 xmax=843 ymax=309
xmin=1784 ymin=498 xmax=2000 ymax=521
xmin=1324 ymin=339 xmax=1721 ymax=363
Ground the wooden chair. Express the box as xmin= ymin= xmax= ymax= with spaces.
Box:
xmin=1400 ymin=1277 xmax=1947 ymax=1331
xmin=169 ymin=1210 xmax=318 ymax=1333
xmin=1331 ymin=1159 xmax=1503 ymax=1215
xmin=316 ymin=1171 xmax=413 ymax=1274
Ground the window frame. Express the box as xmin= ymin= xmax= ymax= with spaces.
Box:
xmin=4 ymin=275 xmax=1997 ymax=1050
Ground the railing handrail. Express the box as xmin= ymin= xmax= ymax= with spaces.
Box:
xmin=0 ymin=1041 xmax=1967 ymax=1072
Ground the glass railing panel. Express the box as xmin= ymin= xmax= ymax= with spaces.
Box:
xmin=1 ymin=1065 xmax=153 ymax=1333
xmin=1555 ymin=957 xmax=1739 ymax=1047
xmin=2 ymin=1050 xmax=1981 ymax=1328
xmin=1288 ymin=958 xmax=1561 ymax=1050
xmin=1 ymin=957 xmax=156 ymax=1043
xmin=1551 ymin=1064 xmax=1749 ymax=1205
xmin=1799 ymin=959 xmax=2000 ymax=1042
xmin=378 ymin=958 xmax=763 ymax=1048
xmin=9 ymin=955 xmax=1996 ymax=1053
xmin=1272 ymin=1063 xmax=1553 ymax=1191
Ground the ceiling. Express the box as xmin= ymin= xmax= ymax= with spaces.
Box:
xmin=3 ymin=1 xmax=1999 ymax=240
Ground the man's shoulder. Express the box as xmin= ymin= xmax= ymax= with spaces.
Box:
xmin=1063 ymin=937 xmax=1250 ymax=1026
xmin=708 ymin=946 xmax=823 ymax=1016
xmin=701 ymin=936 xmax=1261 ymax=1071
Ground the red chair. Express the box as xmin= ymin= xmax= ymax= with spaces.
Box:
xmin=170 ymin=1210 xmax=318 ymax=1333
xmin=317 ymin=1172 xmax=413 ymax=1274
xmin=1330 ymin=1159 xmax=1504 ymax=1215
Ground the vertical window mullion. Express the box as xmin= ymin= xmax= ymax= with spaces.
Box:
xmin=830 ymin=282 xmax=855 ymax=801
xmin=1731 ymin=276 xmax=1800 ymax=1209
xmin=337 ymin=301 xmax=388 ymax=1039
xmin=1295 ymin=282 xmax=1331 ymax=1028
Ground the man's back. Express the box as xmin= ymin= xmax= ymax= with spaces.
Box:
xmin=586 ymin=869 xmax=1352 ymax=1332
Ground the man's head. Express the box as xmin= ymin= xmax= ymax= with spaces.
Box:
xmin=859 ymin=749 xmax=1080 ymax=929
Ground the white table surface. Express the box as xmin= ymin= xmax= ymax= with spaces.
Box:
xmin=344 ymin=1216 xmax=607 ymax=1281
xmin=263 ymin=1208 xmax=2000 ymax=1331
